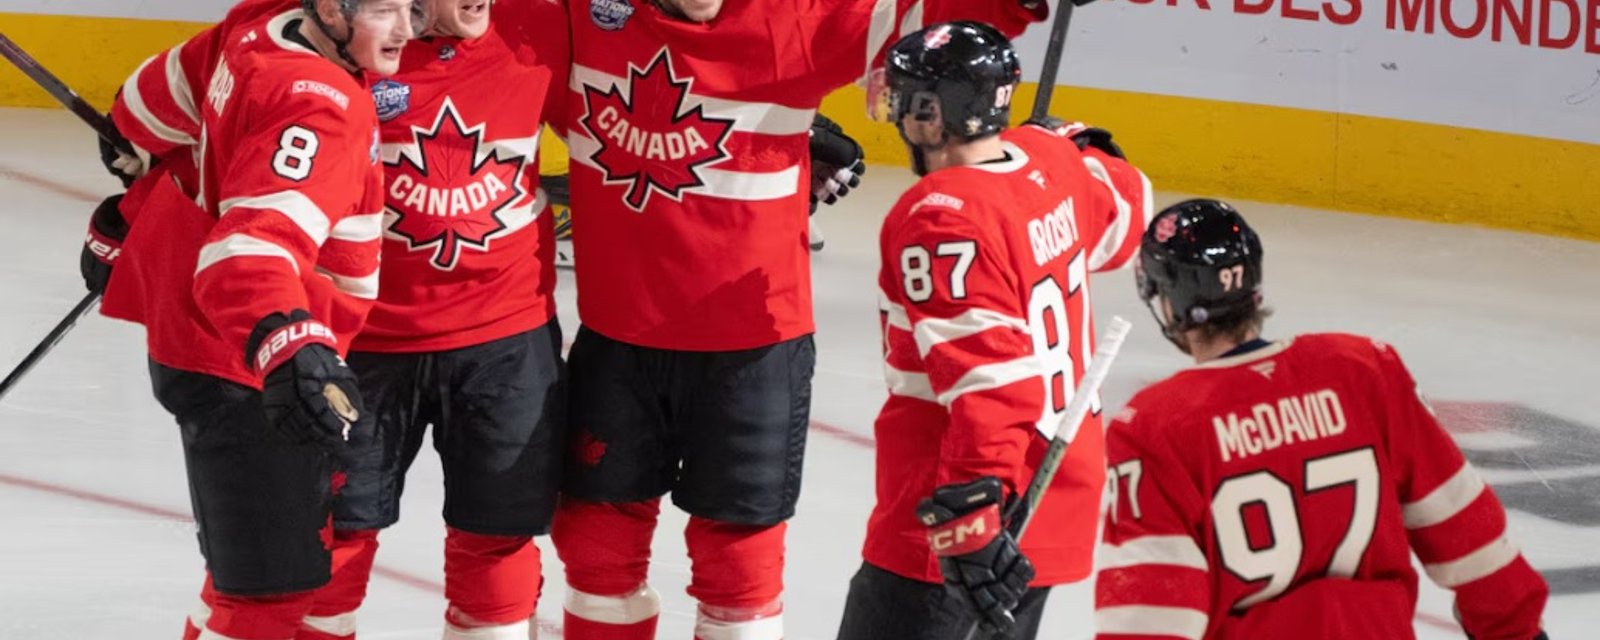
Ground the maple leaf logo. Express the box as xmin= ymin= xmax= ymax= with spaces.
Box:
xmin=578 ymin=47 xmax=735 ymax=212
xmin=384 ymin=98 xmax=531 ymax=270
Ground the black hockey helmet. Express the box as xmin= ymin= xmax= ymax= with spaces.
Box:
xmin=883 ymin=21 xmax=1022 ymax=140
xmin=1136 ymin=198 xmax=1264 ymax=345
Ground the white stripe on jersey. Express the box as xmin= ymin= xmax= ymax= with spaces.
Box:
xmin=220 ymin=191 xmax=332 ymax=246
xmin=569 ymin=64 xmax=814 ymax=136
xmin=1095 ymin=605 xmax=1208 ymax=640
xmin=316 ymin=266 xmax=380 ymax=300
xmin=121 ymin=53 xmax=198 ymax=147
xmin=566 ymin=133 xmax=800 ymax=202
xmin=330 ymin=212 xmax=386 ymax=243
xmin=879 ymin=292 xmax=911 ymax=331
xmin=1424 ymin=535 xmax=1521 ymax=588
xmin=912 ymin=308 xmax=1029 ymax=357
xmin=864 ymin=0 xmax=897 ymax=84
xmin=936 ymin=356 xmax=1041 ymax=407
xmin=1099 ymin=535 xmax=1210 ymax=571
xmin=1403 ymin=464 xmax=1487 ymax=529
xmin=883 ymin=362 xmax=936 ymax=403
xmin=196 ymin=233 xmax=300 ymax=276
xmin=1081 ymin=155 xmax=1137 ymax=272
xmin=165 ymin=40 xmax=199 ymax=124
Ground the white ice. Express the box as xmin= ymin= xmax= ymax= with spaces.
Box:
xmin=2 ymin=107 xmax=1597 ymax=639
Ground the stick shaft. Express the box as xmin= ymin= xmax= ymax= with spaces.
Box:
xmin=0 ymin=292 xmax=102 ymax=404
xmin=0 ymin=31 xmax=132 ymax=154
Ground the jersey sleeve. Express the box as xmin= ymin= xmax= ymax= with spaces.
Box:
xmin=110 ymin=26 xmax=217 ymax=165
xmin=800 ymin=0 xmax=1044 ymax=93
xmin=1376 ymin=343 xmax=1548 ymax=639
xmin=193 ymin=86 xmax=376 ymax=370
xmin=886 ymin=204 xmax=1040 ymax=494
xmin=498 ymin=0 xmax=573 ymax=131
xmin=1024 ymin=121 xmax=1153 ymax=273
xmin=1095 ymin=404 xmax=1214 ymax=640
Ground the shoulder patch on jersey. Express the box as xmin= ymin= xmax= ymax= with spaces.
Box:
xmin=292 ymin=80 xmax=350 ymax=111
xmin=1112 ymin=406 xmax=1137 ymax=424
xmin=372 ymin=80 xmax=412 ymax=123
xmin=590 ymin=0 xmax=635 ymax=30
xmin=908 ymin=192 xmax=965 ymax=215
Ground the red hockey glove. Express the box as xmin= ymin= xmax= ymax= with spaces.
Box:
xmin=809 ymin=113 xmax=865 ymax=214
xmin=247 ymin=310 xmax=363 ymax=447
xmin=917 ymin=476 xmax=1035 ymax=635
xmin=80 ymin=195 xmax=128 ymax=294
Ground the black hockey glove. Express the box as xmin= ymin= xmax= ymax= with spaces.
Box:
xmin=1025 ymin=116 xmax=1127 ymax=160
xmin=97 ymin=113 xmax=147 ymax=188
xmin=917 ymin=476 xmax=1035 ymax=635
xmin=80 ymin=195 xmax=128 ymax=294
xmin=809 ymin=113 xmax=865 ymax=214
xmin=247 ymin=310 xmax=364 ymax=448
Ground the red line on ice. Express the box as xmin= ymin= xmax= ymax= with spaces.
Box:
xmin=0 ymin=163 xmax=106 ymax=203
xmin=0 ymin=470 xmax=565 ymax=636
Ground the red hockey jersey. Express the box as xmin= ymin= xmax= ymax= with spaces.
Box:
xmin=103 ymin=5 xmax=386 ymax=388
xmin=866 ymin=123 xmax=1153 ymax=586
xmin=562 ymin=0 xmax=1043 ymax=350
xmin=1095 ymin=335 xmax=1548 ymax=640
xmin=354 ymin=0 xmax=570 ymax=353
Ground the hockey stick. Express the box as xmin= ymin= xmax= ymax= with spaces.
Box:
xmin=960 ymin=315 xmax=1133 ymax=640
xmin=1010 ymin=315 xmax=1131 ymax=538
xmin=0 ymin=292 xmax=101 ymax=403
xmin=1027 ymin=0 xmax=1084 ymax=122
xmin=0 ymin=32 xmax=126 ymax=403
xmin=0 ymin=30 xmax=133 ymax=155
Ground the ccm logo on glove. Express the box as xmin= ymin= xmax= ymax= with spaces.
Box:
xmin=925 ymin=504 xmax=1001 ymax=555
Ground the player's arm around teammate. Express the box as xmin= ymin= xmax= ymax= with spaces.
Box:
xmin=1095 ymin=199 xmax=1549 ymax=640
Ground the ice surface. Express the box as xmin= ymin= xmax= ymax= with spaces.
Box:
xmin=3 ymin=107 xmax=1596 ymax=639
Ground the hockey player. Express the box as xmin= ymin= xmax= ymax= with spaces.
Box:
xmin=836 ymin=22 xmax=1152 ymax=640
xmin=313 ymin=0 xmax=573 ymax=637
xmin=548 ymin=2 xmax=1048 ymax=639
xmin=1095 ymin=199 xmax=1550 ymax=639
xmin=85 ymin=1 xmax=425 ymax=638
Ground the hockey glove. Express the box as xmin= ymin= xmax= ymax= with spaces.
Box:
xmin=248 ymin=310 xmax=363 ymax=447
xmin=97 ymin=113 xmax=147 ymax=188
xmin=809 ymin=113 xmax=865 ymax=214
xmin=80 ymin=195 xmax=128 ymax=294
xmin=1025 ymin=116 xmax=1127 ymax=160
xmin=917 ymin=476 xmax=1035 ymax=635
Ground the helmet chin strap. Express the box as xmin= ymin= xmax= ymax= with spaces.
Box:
xmin=305 ymin=3 xmax=361 ymax=70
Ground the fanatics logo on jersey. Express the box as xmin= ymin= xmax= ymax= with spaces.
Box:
xmin=372 ymin=79 xmax=412 ymax=123
xmin=384 ymin=99 xmax=532 ymax=270
xmin=590 ymin=0 xmax=635 ymax=30
xmin=578 ymin=48 xmax=735 ymax=212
